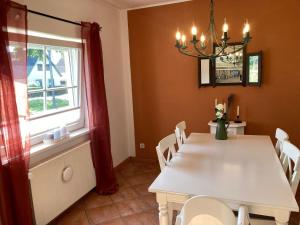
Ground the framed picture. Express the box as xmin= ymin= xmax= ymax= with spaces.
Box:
xmin=213 ymin=43 xmax=246 ymax=86
xmin=247 ymin=51 xmax=262 ymax=86
xmin=198 ymin=58 xmax=212 ymax=87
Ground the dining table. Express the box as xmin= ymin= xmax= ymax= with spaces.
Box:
xmin=148 ymin=133 xmax=299 ymax=225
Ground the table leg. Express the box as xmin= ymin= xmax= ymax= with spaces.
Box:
xmin=275 ymin=221 xmax=288 ymax=225
xmin=157 ymin=193 xmax=169 ymax=225
xmin=275 ymin=210 xmax=290 ymax=225
xmin=159 ymin=203 xmax=169 ymax=225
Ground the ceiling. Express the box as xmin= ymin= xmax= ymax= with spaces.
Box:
xmin=103 ymin=0 xmax=191 ymax=9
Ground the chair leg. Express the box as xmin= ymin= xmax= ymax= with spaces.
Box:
xmin=168 ymin=204 xmax=173 ymax=225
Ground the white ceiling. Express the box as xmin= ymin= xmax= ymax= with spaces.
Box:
xmin=103 ymin=0 xmax=191 ymax=9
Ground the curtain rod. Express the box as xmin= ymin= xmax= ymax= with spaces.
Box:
xmin=28 ymin=9 xmax=81 ymax=26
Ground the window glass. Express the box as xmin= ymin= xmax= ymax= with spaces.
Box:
xmin=26 ymin=43 xmax=83 ymax=141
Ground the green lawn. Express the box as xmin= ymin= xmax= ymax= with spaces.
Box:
xmin=30 ymin=98 xmax=69 ymax=113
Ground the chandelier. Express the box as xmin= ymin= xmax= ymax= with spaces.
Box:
xmin=219 ymin=45 xmax=243 ymax=66
xmin=174 ymin=0 xmax=252 ymax=59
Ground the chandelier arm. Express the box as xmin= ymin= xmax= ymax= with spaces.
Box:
xmin=192 ymin=43 xmax=211 ymax=58
xmin=178 ymin=48 xmax=203 ymax=58
xmin=223 ymin=44 xmax=246 ymax=56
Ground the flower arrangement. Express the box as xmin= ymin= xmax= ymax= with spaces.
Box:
xmin=215 ymin=103 xmax=225 ymax=120
xmin=215 ymin=103 xmax=228 ymax=140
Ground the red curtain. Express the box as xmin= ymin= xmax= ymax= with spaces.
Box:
xmin=81 ymin=22 xmax=118 ymax=194
xmin=0 ymin=1 xmax=33 ymax=225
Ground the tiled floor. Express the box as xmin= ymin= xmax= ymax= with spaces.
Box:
xmin=49 ymin=158 xmax=299 ymax=225
xmin=49 ymin=159 xmax=161 ymax=225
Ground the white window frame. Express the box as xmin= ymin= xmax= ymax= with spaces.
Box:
xmin=27 ymin=42 xmax=86 ymax=146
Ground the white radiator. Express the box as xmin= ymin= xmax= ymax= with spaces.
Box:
xmin=29 ymin=141 xmax=96 ymax=225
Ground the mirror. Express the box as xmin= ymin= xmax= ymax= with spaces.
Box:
xmin=198 ymin=59 xmax=211 ymax=87
xmin=213 ymin=43 xmax=246 ymax=86
xmin=247 ymin=51 xmax=262 ymax=86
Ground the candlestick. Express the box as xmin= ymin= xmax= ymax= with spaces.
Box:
xmin=224 ymin=103 xmax=227 ymax=113
xmin=237 ymin=105 xmax=240 ymax=117
xmin=215 ymin=99 xmax=217 ymax=107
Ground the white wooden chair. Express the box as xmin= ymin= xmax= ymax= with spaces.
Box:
xmin=282 ymin=141 xmax=300 ymax=195
xmin=156 ymin=134 xmax=181 ymax=225
xmin=250 ymin=141 xmax=300 ymax=225
xmin=156 ymin=134 xmax=177 ymax=171
xmin=275 ymin=128 xmax=289 ymax=164
xmin=175 ymin=121 xmax=187 ymax=148
xmin=175 ymin=196 xmax=249 ymax=225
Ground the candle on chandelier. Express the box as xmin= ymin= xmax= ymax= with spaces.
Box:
xmin=176 ymin=31 xmax=181 ymax=46
xmin=191 ymin=25 xmax=197 ymax=41
xmin=200 ymin=33 xmax=206 ymax=47
xmin=176 ymin=31 xmax=181 ymax=41
xmin=222 ymin=18 xmax=229 ymax=40
xmin=243 ymin=21 xmax=250 ymax=38
xmin=181 ymin=34 xmax=187 ymax=47
xmin=237 ymin=105 xmax=240 ymax=117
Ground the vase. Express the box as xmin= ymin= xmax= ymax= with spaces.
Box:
xmin=215 ymin=119 xmax=228 ymax=140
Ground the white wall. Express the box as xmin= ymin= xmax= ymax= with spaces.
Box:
xmin=16 ymin=0 xmax=135 ymax=166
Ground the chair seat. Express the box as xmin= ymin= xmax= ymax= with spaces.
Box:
xmin=188 ymin=215 xmax=225 ymax=225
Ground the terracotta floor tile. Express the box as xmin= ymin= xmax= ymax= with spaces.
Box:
xmin=110 ymin=187 xmax=138 ymax=203
xmin=118 ymin=178 xmax=131 ymax=189
xmin=119 ymin=164 xmax=142 ymax=177
xmin=96 ymin=218 xmax=125 ymax=225
xmin=126 ymin=173 xmax=156 ymax=186
xmin=131 ymin=183 xmax=151 ymax=196
xmin=82 ymin=192 xmax=113 ymax=209
xmin=142 ymin=194 xmax=158 ymax=209
xmin=114 ymin=198 xmax=152 ymax=217
xmin=122 ymin=209 xmax=159 ymax=225
xmin=56 ymin=209 xmax=89 ymax=225
xmin=86 ymin=204 xmax=120 ymax=224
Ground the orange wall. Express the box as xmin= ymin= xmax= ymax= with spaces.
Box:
xmin=128 ymin=0 xmax=300 ymax=159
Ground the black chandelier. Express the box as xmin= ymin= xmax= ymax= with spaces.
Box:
xmin=175 ymin=0 xmax=252 ymax=59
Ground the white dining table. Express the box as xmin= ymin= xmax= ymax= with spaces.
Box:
xmin=148 ymin=133 xmax=299 ymax=225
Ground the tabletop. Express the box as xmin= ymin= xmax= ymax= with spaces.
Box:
xmin=149 ymin=133 xmax=299 ymax=212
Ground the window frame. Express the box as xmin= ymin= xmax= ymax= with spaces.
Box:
xmin=27 ymin=42 xmax=86 ymax=146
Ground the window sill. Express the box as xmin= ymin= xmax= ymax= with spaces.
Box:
xmin=30 ymin=127 xmax=90 ymax=168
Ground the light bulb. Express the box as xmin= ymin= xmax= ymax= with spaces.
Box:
xmin=223 ymin=19 xmax=229 ymax=33
xmin=181 ymin=34 xmax=186 ymax=43
xmin=200 ymin=33 xmax=206 ymax=42
xmin=191 ymin=26 xmax=197 ymax=36
xmin=176 ymin=31 xmax=181 ymax=40
xmin=243 ymin=22 xmax=250 ymax=34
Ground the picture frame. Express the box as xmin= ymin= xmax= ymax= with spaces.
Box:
xmin=198 ymin=58 xmax=212 ymax=87
xmin=212 ymin=42 xmax=247 ymax=87
xmin=246 ymin=51 xmax=262 ymax=86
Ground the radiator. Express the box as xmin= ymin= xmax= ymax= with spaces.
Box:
xmin=29 ymin=141 xmax=96 ymax=225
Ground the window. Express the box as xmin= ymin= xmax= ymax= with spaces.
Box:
xmin=37 ymin=64 xmax=43 ymax=71
xmin=27 ymin=44 xmax=85 ymax=145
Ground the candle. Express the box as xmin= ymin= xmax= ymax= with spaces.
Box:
xmin=215 ymin=99 xmax=217 ymax=107
xmin=176 ymin=31 xmax=181 ymax=41
xmin=224 ymin=103 xmax=227 ymax=113
xmin=237 ymin=105 xmax=240 ymax=117
xmin=191 ymin=25 xmax=197 ymax=36
xmin=181 ymin=34 xmax=186 ymax=47
xmin=243 ymin=21 xmax=250 ymax=38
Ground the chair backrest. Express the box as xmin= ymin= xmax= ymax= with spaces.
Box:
xmin=275 ymin=128 xmax=289 ymax=159
xmin=282 ymin=141 xmax=300 ymax=195
xmin=156 ymin=134 xmax=177 ymax=171
xmin=175 ymin=121 xmax=187 ymax=148
xmin=179 ymin=196 xmax=236 ymax=225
